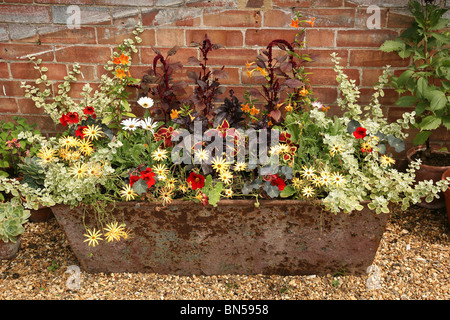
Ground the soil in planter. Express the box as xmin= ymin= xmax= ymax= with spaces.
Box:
xmin=411 ymin=150 xmax=450 ymax=167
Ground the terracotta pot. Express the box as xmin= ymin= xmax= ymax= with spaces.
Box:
xmin=407 ymin=145 xmax=450 ymax=209
xmin=442 ymin=168 xmax=450 ymax=226
xmin=51 ymin=200 xmax=389 ymax=276
xmin=0 ymin=238 xmax=21 ymax=260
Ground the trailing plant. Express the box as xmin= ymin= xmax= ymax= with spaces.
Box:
xmin=0 ymin=116 xmax=41 ymax=178
xmin=379 ymin=0 xmax=450 ymax=157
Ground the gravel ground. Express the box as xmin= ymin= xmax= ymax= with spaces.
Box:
xmin=0 ymin=205 xmax=449 ymax=301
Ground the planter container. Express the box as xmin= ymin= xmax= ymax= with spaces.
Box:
xmin=29 ymin=206 xmax=53 ymax=223
xmin=442 ymin=168 xmax=450 ymax=226
xmin=0 ymin=238 xmax=20 ymax=260
xmin=407 ymin=145 xmax=450 ymax=209
xmin=51 ymin=200 xmax=388 ymax=276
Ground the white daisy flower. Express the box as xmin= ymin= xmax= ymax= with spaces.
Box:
xmin=137 ymin=97 xmax=154 ymax=109
xmin=139 ymin=117 xmax=159 ymax=132
xmin=121 ymin=118 xmax=141 ymax=131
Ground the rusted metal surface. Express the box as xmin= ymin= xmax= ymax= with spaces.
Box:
xmin=51 ymin=200 xmax=388 ymax=275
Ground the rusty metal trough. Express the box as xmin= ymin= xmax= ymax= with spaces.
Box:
xmin=51 ymin=200 xmax=388 ymax=275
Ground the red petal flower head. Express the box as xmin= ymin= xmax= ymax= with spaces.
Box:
xmin=60 ymin=114 xmax=69 ymax=126
xmin=129 ymin=175 xmax=141 ymax=187
xmin=75 ymin=125 xmax=88 ymax=139
xmin=353 ymin=127 xmax=367 ymax=139
xmin=187 ymin=172 xmax=206 ymax=190
xmin=140 ymin=167 xmax=156 ymax=188
xmin=66 ymin=112 xmax=79 ymax=125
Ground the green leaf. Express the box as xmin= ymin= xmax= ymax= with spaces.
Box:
xmin=395 ymin=95 xmax=417 ymax=107
xmin=132 ymin=178 xmax=148 ymax=195
xmin=416 ymin=77 xmax=428 ymax=98
xmin=347 ymin=120 xmax=361 ymax=135
xmin=280 ymin=185 xmax=295 ymax=198
xmin=379 ymin=39 xmax=405 ymax=52
xmin=418 ymin=115 xmax=442 ymax=130
xmin=442 ymin=116 xmax=450 ymax=130
xmin=429 ymin=91 xmax=447 ymax=111
xmin=413 ymin=130 xmax=432 ymax=146
xmin=431 ymin=32 xmax=450 ymax=44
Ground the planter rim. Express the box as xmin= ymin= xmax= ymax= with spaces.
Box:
xmin=407 ymin=145 xmax=450 ymax=170
xmin=51 ymin=199 xmax=372 ymax=209
xmin=443 ymin=167 xmax=450 ymax=191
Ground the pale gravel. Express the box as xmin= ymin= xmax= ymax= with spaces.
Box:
xmin=0 ymin=205 xmax=449 ymax=300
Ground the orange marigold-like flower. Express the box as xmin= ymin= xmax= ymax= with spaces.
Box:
xmin=299 ymin=86 xmax=309 ymax=96
xmin=115 ymin=68 xmax=126 ymax=79
xmin=241 ymin=103 xmax=251 ymax=113
xmin=306 ymin=17 xmax=315 ymax=27
xmin=250 ymin=106 xmax=260 ymax=116
xmin=290 ymin=19 xmax=299 ymax=28
xmin=113 ymin=53 xmax=130 ymax=65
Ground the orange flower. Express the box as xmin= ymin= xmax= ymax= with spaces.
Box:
xmin=250 ymin=106 xmax=260 ymax=116
xmin=115 ymin=68 xmax=126 ymax=79
xmin=285 ymin=104 xmax=293 ymax=112
xmin=306 ymin=17 xmax=315 ymax=27
xmin=299 ymin=86 xmax=309 ymax=96
xmin=113 ymin=53 xmax=130 ymax=65
xmin=290 ymin=19 xmax=299 ymax=28
xmin=241 ymin=103 xmax=251 ymax=113
xmin=170 ymin=109 xmax=179 ymax=119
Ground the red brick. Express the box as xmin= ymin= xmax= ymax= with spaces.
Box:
xmin=273 ymin=0 xmax=343 ymax=7
xmin=293 ymin=9 xmax=356 ymax=28
xmin=0 ymin=97 xmax=18 ymax=113
xmin=245 ymin=29 xmax=299 ymax=47
xmin=306 ymin=67 xmax=360 ymax=86
xmin=337 ymin=30 xmax=398 ymax=47
xmin=349 ymin=50 xmax=410 ymax=67
xmin=141 ymin=9 xmax=159 ymax=26
xmin=213 ymin=67 xmax=240 ymax=85
xmin=206 ymin=48 xmax=259 ymax=67
xmin=17 ymin=98 xmax=46 ymax=114
xmin=97 ymin=27 xmax=142 ymax=45
xmin=362 ymin=68 xmax=384 ymax=87
xmin=263 ymin=10 xmax=293 ymax=28
xmin=309 ymin=86 xmax=337 ymax=105
xmin=141 ymin=47 xmax=198 ymax=66
xmin=358 ymin=88 xmax=399 ymax=105
xmin=4 ymin=0 xmax=34 ymax=3
xmin=55 ymin=45 xmax=111 ymax=64
xmin=34 ymin=0 xmax=94 ymax=3
xmin=355 ymin=7 xmax=388 ymax=29
xmin=96 ymin=0 xmax=155 ymax=5
xmin=52 ymin=82 xmax=100 ymax=99
xmin=0 ymin=62 xmax=10 ymax=78
xmin=39 ymin=27 xmax=96 ymax=44
xmin=0 ymin=43 xmax=54 ymax=61
xmin=306 ymin=29 xmax=335 ymax=48
xmin=186 ymin=30 xmax=243 ymax=48
xmin=0 ymin=5 xmax=50 ymax=23
xmin=156 ymin=29 xmax=185 ymax=46
xmin=387 ymin=11 xmax=415 ymax=28
xmin=303 ymin=49 xmax=349 ymax=67
xmin=10 ymin=62 xmax=68 ymax=80
xmin=73 ymin=64 xmax=97 ymax=81
xmin=203 ymin=10 xmax=261 ymax=28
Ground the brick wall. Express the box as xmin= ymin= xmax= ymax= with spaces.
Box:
xmin=0 ymin=0 xmax=448 ymax=149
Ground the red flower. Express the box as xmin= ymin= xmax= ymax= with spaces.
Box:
xmin=75 ymin=125 xmax=88 ymax=139
xmin=60 ymin=114 xmax=69 ymax=126
xmin=267 ymin=174 xmax=286 ymax=191
xmin=66 ymin=112 xmax=79 ymax=125
xmin=187 ymin=172 xmax=205 ymax=190
xmin=353 ymin=127 xmax=367 ymax=139
xmin=129 ymin=175 xmax=141 ymax=187
xmin=83 ymin=106 xmax=96 ymax=119
xmin=140 ymin=167 xmax=156 ymax=188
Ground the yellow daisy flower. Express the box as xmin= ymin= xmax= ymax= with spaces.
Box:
xmin=78 ymin=139 xmax=94 ymax=156
xmin=211 ymin=156 xmax=230 ymax=173
xmin=194 ymin=149 xmax=210 ymax=162
xmin=224 ymin=188 xmax=233 ymax=198
xmin=103 ymin=222 xmax=125 ymax=243
xmin=218 ymin=170 xmax=233 ymax=185
xmin=332 ymin=173 xmax=346 ymax=187
xmin=159 ymin=187 xmax=174 ymax=205
xmin=83 ymin=124 xmax=103 ymax=141
xmin=233 ymin=162 xmax=247 ymax=172
xmin=302 ymin=186 xmax=315 ymax=198
xmin=151 ymin=148 xmax=169 ymax=161
xmin=37 ymin=146 xmax=57 ymax=164
xmin=70 ymin=162 xmax=87 ymax=179
xmin=301 ymin=165 xmax=316 ymax=180
xmin=154 ymin=164 xmax=169 ymax=178
xmin=120 ymin=184 xmax=137 ymax=201
xmin=329 ymin=143 xmax=344 ymax=156
xmin=380 ymin=155 xmax=395 ymax=167
xmin=59 ymin=136 xmax=78 ymax=149
xmin=83 ymin=228 xmax=103 ymax=247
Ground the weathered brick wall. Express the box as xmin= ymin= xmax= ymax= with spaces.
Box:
xmin=0 ymin=0 xmax=448 ymax=149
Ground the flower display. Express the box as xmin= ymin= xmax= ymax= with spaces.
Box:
xmin=14 ymin=17 xmax=449 ymax=249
